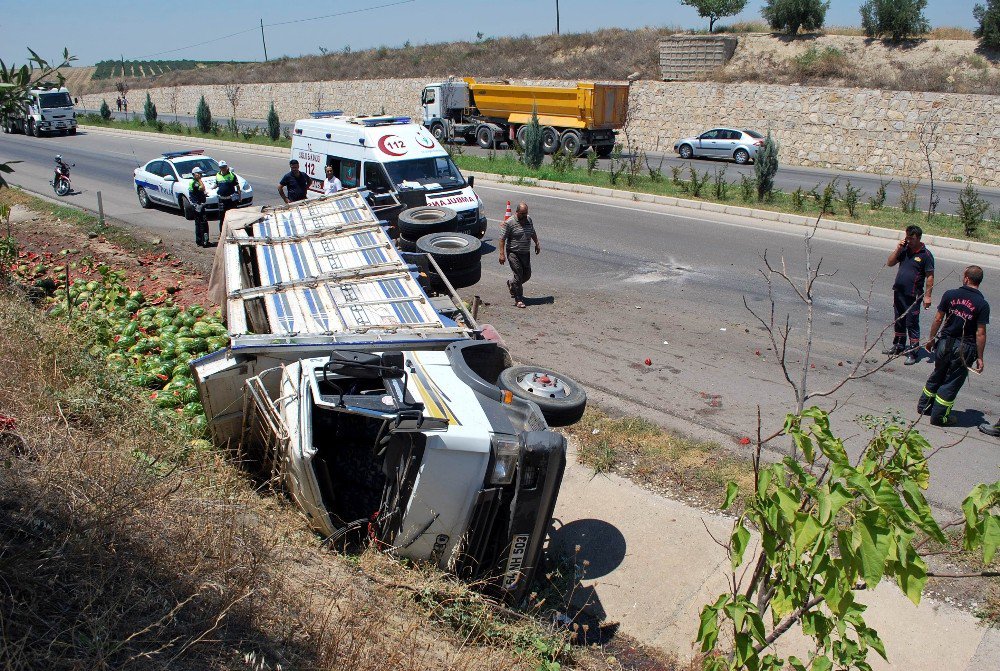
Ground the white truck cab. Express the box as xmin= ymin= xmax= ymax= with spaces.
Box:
xmin=291 ymin=113 xmax=487 ymax=238
xmin=1 ymin=84 xmax=77 ymax=137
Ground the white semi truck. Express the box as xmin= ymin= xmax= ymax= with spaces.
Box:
xmin=1 ymin=83 xmax=77 ymax=137
xmin=194 ymin=189 xmax=586 ymax=602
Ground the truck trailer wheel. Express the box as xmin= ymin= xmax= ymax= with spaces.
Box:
xmin=596 ymin=144 xmax=614 ymax=159
xmin=560 ymin=130 xmax=583 ymax=157
xmin=541 ymin=127 xmax=560 ymax=154
xmin=397 ymin=206 xmax=458 ymax=240
xmin=498 ymin=366 xmax=587 ymax=427
xmin=515 ymin=125 xmax=528 ymax=149
xmin=476 ymin=125 xmax=495 ymax=149
xmin=416 ymin=232 xmax=482 ymax=270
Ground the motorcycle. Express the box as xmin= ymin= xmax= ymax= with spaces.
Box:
xmin=50 ymin=157 xmax=73 ymax=196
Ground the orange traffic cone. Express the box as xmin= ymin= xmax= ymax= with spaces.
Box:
xmin=500 ymin=200 xmax=512 ymax=233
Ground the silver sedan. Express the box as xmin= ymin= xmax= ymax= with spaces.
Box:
xmin=673 ymin=128 xmax=765 ymax=164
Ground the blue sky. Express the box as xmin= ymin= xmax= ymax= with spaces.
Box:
xmin=0 ymin=1 xmax=982 ymax=66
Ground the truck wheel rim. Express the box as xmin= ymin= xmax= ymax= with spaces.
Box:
xmin=515 ymin=371 xmax=570 ymax=399
xmin=431 ymin=235 xmax=469 ymax=250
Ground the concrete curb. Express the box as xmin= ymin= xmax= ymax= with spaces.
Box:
xmin=81 ymin=125 xmax=1000 ymax=257
xmin=465 ymin=170 xmax=1000 ymax=257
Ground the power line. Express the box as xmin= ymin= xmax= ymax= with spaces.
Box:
xmin=135 ymin=0 xmax=417 ymax=60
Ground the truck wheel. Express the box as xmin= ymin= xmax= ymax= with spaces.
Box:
xmin=430 ymin=122 xmax=447 ymax=143
xmin=29 ymin=120 xmax=40 ymax=137
xmin=68 ymin=127 xmax=77 ymax=136
xmin=416 ymin=232 xmax=482 ymax=270
xmin=515 ymin=125 xmax=528 ymax=149
xmin=498 ymin=366 xmax=587 ymax=427
xmin=541 ymin=127 xmax=560 ymax=154
xmin=560 ymin=130 xmax=583 ymax=157
xmin=396 ymin=236 xmax=418 ymax=253
xmin=476 ymin=125 xmax=495 ymax=149
xmin=397 ymin=206 xmax=458 ymax=240
xmin=596 ymin=144 xmax=614 ymax=158
xmin=431 ymin=263 xmax=482 ymax=291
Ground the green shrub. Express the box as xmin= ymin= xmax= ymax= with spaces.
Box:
xmin=762 ymin=0 xmax=830 ymax=34
xmin=791 ymin=46 xmax=848 ymax=77
xmin=791 ymin=186 xmax=806 ymax=211
xmin=842 ymin=179 xmax=862 ymax=217
xmin=143 ymin=93 xmax=157 ymax=123
xmin=754 ymin=131 xmax=779 ymax=201
xmin=712 ymin=166 xmax=729 ymax=200
xmin=957 ymin=182 xmax=989 ymax=237
xmin=99 ymin=99 xmax=112 ymax=120
xmin=739 ymin=174 xmax=755 ymax=202
xmin=195 ymin=96 xmax=211 ymax=133
xmin=688 ymin=166 xmax=710 ymax=197
xmin=266 ymin=103 xmax=281 ymax=141
xmin=586 ymin=147 xmax=598 ymax=175
xmin=860 ymin=0 xmax=930 ymax=40
xmin=522 ymin=107 xmax=544 ymax=171
xmin=869 ymin=178 xmax=889 ymax=210
xmin=975 ymin=0 xmax=1000 ymax=50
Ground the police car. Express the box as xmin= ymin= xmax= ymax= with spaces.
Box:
xmin=133 ymin=150 xmax=253 ymax=219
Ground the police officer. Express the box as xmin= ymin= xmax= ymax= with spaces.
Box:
xmin=189 ymin=166 xmax=209 ymax=247
xmin=215 ymin=160 xmax=241 ymax=230
xmin=917 ymin=265 xmax=989 ymax=427
xmin=885 ymin=225 xmax=935 ymax=365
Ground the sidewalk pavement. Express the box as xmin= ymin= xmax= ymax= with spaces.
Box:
xmin=552 ymin=444 xmax=1000 ymax=670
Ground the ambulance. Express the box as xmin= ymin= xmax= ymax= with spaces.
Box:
xmin=290 ymin=112 xmax=487 ymax=238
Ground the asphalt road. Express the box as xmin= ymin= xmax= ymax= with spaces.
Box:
xmin=79 ymin=108 xmax=1000 ymax=217
xmin=3 ymin=127 xmax=999 ymax=513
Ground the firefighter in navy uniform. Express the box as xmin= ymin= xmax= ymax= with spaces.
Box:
xmin=885 ymin=225 xmax=935 ymax=365
xmin=214 ymin=160 xmax=241 ymax=231
xmin=189 ymin=166 xmax=210 ymax=247
xmin=918 ymin=266 xmax=989 ymax=427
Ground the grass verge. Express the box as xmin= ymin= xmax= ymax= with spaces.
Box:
xmin=80 ymin=113 xmax=292 ymax=150
xmin=564 ymin=408 xmax=755 ymax=509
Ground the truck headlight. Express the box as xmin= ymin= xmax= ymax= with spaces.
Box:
xmin=489 ymin=435 xmax=520 ymax=485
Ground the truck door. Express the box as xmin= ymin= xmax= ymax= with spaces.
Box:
xmin=421 ymin=87 xmax=438 ymax=124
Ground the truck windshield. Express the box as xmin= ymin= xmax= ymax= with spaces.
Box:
xmin=384 ymin=156 xmax=464 ymax=191
xmin=38 ymin=92 xmax=73 ymax=108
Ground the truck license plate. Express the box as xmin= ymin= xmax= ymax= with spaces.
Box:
xmin=503 ymin=534 xmax=530 ymax=589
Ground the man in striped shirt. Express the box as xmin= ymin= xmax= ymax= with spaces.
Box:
xmin=498 ymin=202 xmax=541 ymax=309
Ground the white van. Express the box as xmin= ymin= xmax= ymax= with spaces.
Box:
xmin=290 ymin=113 xmax=487 ymax=238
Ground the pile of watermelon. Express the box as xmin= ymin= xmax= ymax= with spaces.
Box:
xmin=38 ymin=259 xmax=228 ymax=436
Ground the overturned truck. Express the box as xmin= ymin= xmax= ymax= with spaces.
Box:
xmin=194 ymin=190 xmax=586 ymax=601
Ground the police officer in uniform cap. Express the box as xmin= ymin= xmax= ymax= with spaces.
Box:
xmin=189 ymin=166 xmax=209 ymax=247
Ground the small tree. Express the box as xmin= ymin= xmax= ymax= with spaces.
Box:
xmin=523 ymin=106 xmax=544 ymax=170
xmin=762 ymin=0 xmax=830 ymax=34
xmin=267 ymin=102 xmax=281 ymax=141
xmin=223 ymin=82 xmax=242 ymax=126
xmin=195 ymin=95 xmax=211 ymax=133
xmin=143 ymin=92 xmax=157 ymax=123
xmin=679 ymin=0 xmax=748 ymax=33
xmin=99 ymin=99 xmax=112 ymax=120
xmin=956 ymin=182 xmax=989 ymax=237
xmin=754 ymin=131 xmax=779 ymax=201
xmin=860 ymin=0 xmax=930 ymax=41
xmin=975 ymin=0 xmax=1000 ymax=50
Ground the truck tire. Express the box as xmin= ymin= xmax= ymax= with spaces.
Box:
xmin=498 ymin=366 xmax=587 ymax=427
xmin=541 ymin=127 xmax=560 ymax=154
xmin=430 ymin=122 xmax=447 ymax=143
xmin=68 ymin=127 xmax=77 ymax=136
xmin=432 ymin=263 xmax=482 ymax=291
xmin=396 ymin=236 xmax=417 ymax=253
xmin=515 ymin=125 xmax=528 ymax=149
xmin=29 ymin=120 xmax=40 ymax=138
xmin=416 ymin=232 xmax=481 ymax=270
xmin=596 ymin=144 xmax=614 ymax=158
xmin=397 ymin=206 xmax=458 ymax=240
xmin=560 ymin=130 xmax=583 ymax=157
xmin=476 ymin=125 xmax=495 ymax=149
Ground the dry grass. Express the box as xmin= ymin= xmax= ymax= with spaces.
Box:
xmin=0 ymin=290 xmax=578 ymax=671
xmin=563 ymin=409 xmax=755 ymax=510
xmin=822 ymin=25 xmax=977 ymax=40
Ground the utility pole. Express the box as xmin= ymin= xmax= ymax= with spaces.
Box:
xmin=260 ymin=19 xmax=269 ymax=62
xmin=555 ymin=0 xmax=560 ymax=35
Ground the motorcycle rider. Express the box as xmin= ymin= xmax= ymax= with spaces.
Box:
xmin=189 ymin=166 xmax=210 ymax=247
xmin=51 ymin=155 xmax=72 ymax=195
xmin=214 ymin=160 xmax=241 ymax=231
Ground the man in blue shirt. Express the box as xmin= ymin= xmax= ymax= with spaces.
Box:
xmin=918 ymin=266 xmax=989 ymax=427
xmin=886 ymin=225 xmax=935 ymax=365
xmin=278 ymin=159 xmax=311 ymax=204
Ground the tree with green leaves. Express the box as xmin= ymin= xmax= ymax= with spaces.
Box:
xmin=523 ymin=107 xmax=544 ymax=171
xmin=143 ymin=92 xmax=157 ymax=123
xmin=195 ymin=95 xmax=211 ymax=134
xmin=761 ymin=0 xmax=830 ymax=34
xmin=696 ymin=228 xmax=1000 ymax=671
xmin=679 ymin=0 xmax=749 ymax=32
xmin=99 ymin=99 xmax=112 ymax=120
xmin=860 ymin=0 xmax=930 ymax=41
xmin=754 ymin=131 xmax=779 ymax=201
xmin=975 ymin=0 xmax=1000 ymax=50
xmin=266 ymin=102 xmax=281 ymax=141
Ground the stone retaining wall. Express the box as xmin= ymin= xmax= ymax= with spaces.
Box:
xmin=80 ymin=79 xmax=1000 ymax=187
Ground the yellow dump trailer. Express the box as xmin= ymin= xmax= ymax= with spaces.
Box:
xmin=420 ymin=77 xmax=629 ymax=157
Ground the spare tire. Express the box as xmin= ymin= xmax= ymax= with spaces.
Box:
xmin=431 ymin=263 xmax=482 ymax=291
xmin=416 ymin=232 xmax=481 ymax=270
xmin=397 ymin=206 xmax=458 ymax=240
xmin=396 ymin=236 xmax=417 ymax=253
xmin=498 ymin=365 xmax=587 ymax=427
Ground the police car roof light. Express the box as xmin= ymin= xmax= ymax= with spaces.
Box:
xmin=309 ymin=110 xmax=344 ymax=118
xmin=161 ymin=149 xmax=205 ymax=158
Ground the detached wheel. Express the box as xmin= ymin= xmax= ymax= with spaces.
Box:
xmin=541 ymin=126 xmax=560 ymax=154
xmin=416 ymin=232 xmax=481 ymax=270
xmin=678 ymin=144 xmax=694 ymax=160
xmin=396 ymin=236 xmax=417 ymax=253
xmin=179 ymin=196 xmax=195 ymax=220
xmin=560 ymin=130 xmax=583 ymax=157
xmin=397 ymin=206 xmax=458 ymax=240
xmin=431 ymin=263 xmax=482 ymax=291
xmin=476 ymin=125 xmax=495 ymax=149
xmin=498 ymin=366 xmax=587 ymax=427
xmin=137 ymin=186 xmax=152 ymax=209
xmin=734 ymin=148 xmax=750 ymax=165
